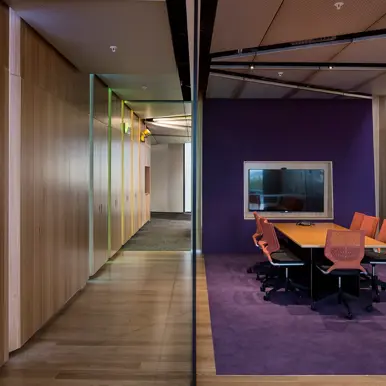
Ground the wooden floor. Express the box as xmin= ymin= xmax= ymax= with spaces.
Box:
xmin=2 ymin=251 xmax=386 ymax=386
xmin=0 ymin=251 xmax=192 ymax=386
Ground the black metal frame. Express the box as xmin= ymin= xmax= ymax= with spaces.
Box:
xmin=210 ymin=28 xmax=386 ymax=60
xmin=211 ymin=61 xmax=386 ymax=70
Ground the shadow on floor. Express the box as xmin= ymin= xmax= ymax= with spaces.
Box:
xmin=122 ymin=212 xmax=191 ymax=251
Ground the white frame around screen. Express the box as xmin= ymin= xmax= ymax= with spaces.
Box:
xmin=243 ymin=161 xmax=334 ymax=220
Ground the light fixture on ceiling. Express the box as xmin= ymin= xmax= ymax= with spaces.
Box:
xmin=328 ymin=66 xmax=334 ymax=69
xmin=334 ymin=2 xmax=344 ymax=10
xmin=141 ymin=85 xmax=148 ymax=90
xmin=249 ymin=64 xmax=254 ymax=70
xmin=110 ymin=45 xmax=117 ymax=53
xmin=278 ymin=72 xmax=283 ymax=77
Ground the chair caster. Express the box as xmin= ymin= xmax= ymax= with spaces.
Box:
xmin=346 ymin=312 xmax=353 ymax=320
xmin=263 ymin=293 xmax=270 ymax=301
xmin=310 ymin=302 xmax=317 ymax=311
xmin=260 ymin=285 xmax=266 ymax=292
xmin=373 ymin=294 xmax=381 ymax=303
xmin=366 ymin=305 xmax=373 ymax=312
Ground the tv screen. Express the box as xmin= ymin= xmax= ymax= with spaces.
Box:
xmin=248 ymin=169 xmax=325 ymax=212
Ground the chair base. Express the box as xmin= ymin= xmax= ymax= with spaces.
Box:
xmin=263 ymin=276 xmax=308 ymax=302
xmin=311 ymin=286 xmax=373 ymax=320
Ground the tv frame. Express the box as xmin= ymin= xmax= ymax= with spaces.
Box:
xmin=243 ymin=161 xmax=334 ymax=220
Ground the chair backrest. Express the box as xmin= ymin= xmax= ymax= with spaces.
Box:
xmin=257 ymin=216 xmax=267 ymax=247
xmin=252 ymin=212 xmax=262 ymax=247
xmin=359 ymin=215 xmax=379 ymax=238
xmin=376 ymin=219 xmax=386 ymax=243
xmin=261 ymin=220 xmax=281 ymax=254
xmin=324 ymin=230 xmax=366 ymax=273
xmin=350 ymin=212 xmax=364 ymax=230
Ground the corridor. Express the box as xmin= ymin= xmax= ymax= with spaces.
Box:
xmin=0 ymin=252 xmax=192 ymax=386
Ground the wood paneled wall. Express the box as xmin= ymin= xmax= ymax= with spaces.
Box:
xmin=92 ymin=77 xmax=108 ymax=275
xmin=90 ymin=78 xmax=151 ymax=274
xmin=16 ymin=21 xmax=90 ymax=345
xmin=0 ymin=2 xmax=9 ymax=366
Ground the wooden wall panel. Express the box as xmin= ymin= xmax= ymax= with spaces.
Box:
xmin=92 ymin=77 xmax=108 ymax=275
xmin=0 ymin=2 xmax=9 ymax=366
xmin=18 ymin=22 xmax=89 ymax=345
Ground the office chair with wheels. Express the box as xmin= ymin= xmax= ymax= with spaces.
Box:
xmin=360 ymin=215 xmax=379 ymax=238
xmin=363 ymin=219 xmax=386 ymax=303
xmin=350 ymin=212 xmax=364 ymax=231
xmin=260 ymin=220 xmax=307 ymax=302
xmin=312 ymin=229 xmax=370 ymax=320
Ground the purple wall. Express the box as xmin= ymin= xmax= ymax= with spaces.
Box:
xmin=202 ymin=99 xmax=375 ymax=254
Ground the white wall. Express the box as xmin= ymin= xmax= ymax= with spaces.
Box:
xmin=184 ymin=143 xmax=192 ymax=212
xmin=151 ymin=144 xmax=184 ymax=213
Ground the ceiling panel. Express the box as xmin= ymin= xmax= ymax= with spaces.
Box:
xmin=98 ymin=74 xmax=182 ymax=101
xmin=126 ymin=101 xmax=191 ymax=119
xmin=261 ymin=0 xmax=386 ymax=46
xmin=231 ymin=69 xmax=314 ymax=83
xmin=357 ymin=72 xmax=386 ymax=95
xmin=7 ymin=0 xmax=177 ymax=75
xmin=211 ymin=0 xmax=282 ymax=52
xmin=153 ymin=135 xmax=190 ymax=144
xmin=291 ymin=90 xmax=337 ymax=99
xmin=306 ymin=69 xmax=383 ymax=91
xmin=207 ymin=75 xmax=239 ymax=98
xmin=332 ymin=38 xmax=386 ymax=63
xmin=239 ymin=82 xmax=289 ymax=99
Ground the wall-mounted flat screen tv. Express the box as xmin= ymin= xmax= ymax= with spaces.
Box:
xmin=248 ymin=169 xmax=325 ymax=213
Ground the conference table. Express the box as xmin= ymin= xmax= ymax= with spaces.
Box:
xmin=274 ymin=223 xmax=386 ymax=302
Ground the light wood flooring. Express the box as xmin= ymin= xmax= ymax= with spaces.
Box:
xmin=0 ymin=251 xmax=192 ymax=386
xmin=2 ymin=251 xmax=386 ymax=386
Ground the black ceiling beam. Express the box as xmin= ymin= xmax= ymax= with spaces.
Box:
xmin=199 ymin=0 xmax=218 ymax=96
xmin=210 ymin=69 xmax=372 ymax=99
xmin=166 ymin=0 xmax=191 ymax=101
xmin=210 ymin=28 xmax=386 ymax=60
xmin=211 ymin=61 xmax=386 ymax=70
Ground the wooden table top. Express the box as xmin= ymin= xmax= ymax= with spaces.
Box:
xmin=274 ymin=222 xmax=386 ymax=249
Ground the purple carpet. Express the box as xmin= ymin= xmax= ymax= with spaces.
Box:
xmin=205 ymin=254 xmax=386 ymax=375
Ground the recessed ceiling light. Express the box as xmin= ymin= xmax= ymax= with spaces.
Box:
xmin=141 ymin=85 xmax=148 ymax=90
xmin=110 ymin=45 xmax=117 ymax=53
xmin=334 ymin=2 xmax=344 ymax=10
xmin=278 ymin=72 xmax=283 ymax=77
xmin=249 ymin=64 xmax=254 ymax=70
xmin=328 ymin=66 xmax=334 ymax=69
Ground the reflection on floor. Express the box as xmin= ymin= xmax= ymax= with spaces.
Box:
xmin=123 ymin=212 xmax=191 ymax=251
xmin=197 ymin=255 xmax=386 ymax=385
xmin=0 ymin=251 xmax=192 ymax=386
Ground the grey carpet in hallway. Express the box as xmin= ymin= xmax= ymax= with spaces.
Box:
xmin=122 ymin=212 xmax=191 ymax=251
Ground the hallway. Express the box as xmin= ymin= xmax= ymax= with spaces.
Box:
xmin=0 ymin=252 xmax=192 ymax=386
xmin=123 ymin=213 xmax=191 ymax=251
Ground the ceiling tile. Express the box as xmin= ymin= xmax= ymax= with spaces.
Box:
xmin=126 ymin=101 xmax=190 ymax=119
xmin=306 ymin=69 xmax=383 ymax=91
xmin=231 ymin=68 xmax=314 ymax=83
xmin=291 ymin=90 xmax=337 ymax=99
xmin=207 ymin=75 xmax=239 ymax=98
xmin=239 ymin=82 xmax=289 ymax=99
xmin=211 ymin=0 xmax=282 ymax=52
xmin=332 ymin=38 xmax=386 ymax=63
xmin=357 ymin=72 xmax=386 ymax=95
xmin=262 ymin=0 xmax=386 ymax=45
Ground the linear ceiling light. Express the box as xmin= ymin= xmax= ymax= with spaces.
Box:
xmin=149 ymin=122 xmax=189 ymax=130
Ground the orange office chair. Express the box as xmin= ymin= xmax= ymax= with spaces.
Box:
xmin=260 ymin=220 xmax=306 ymax=301
xmin=360 ymin=215 xmax=379 ymax=238
xmin=350 ymin=212 xmax=364 ymax=230
xmin=312 ymin=229 xmax=369 ymax=319
xmin=363 ymin=219 xmax=386 ymax=303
